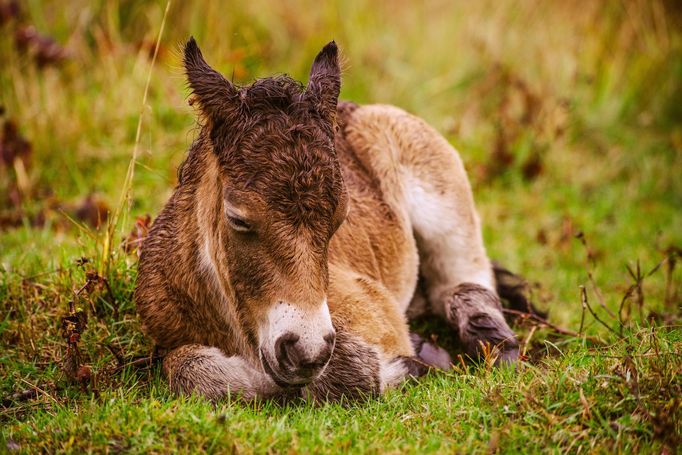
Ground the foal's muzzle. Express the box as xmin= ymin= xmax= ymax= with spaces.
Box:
xmin=259 ymin=300 xmax=335 ymax=386
xmin=274 ymin=331 xmax=335 ymax=381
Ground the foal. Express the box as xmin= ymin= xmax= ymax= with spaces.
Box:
xmin=134 ymin=38 xmax=518 ymax=402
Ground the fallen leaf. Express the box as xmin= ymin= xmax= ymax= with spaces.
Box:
xmin=521 ymin=152 xmax=543 ymax=180
xmin=0 ymin=0 xmax=21 ymax=26
xmin=0 ymin=118 xmax=32 ymax=170
xmin=76 ymin=364 xmax=92 ymax=391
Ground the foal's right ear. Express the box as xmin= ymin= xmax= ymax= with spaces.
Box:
xmin=183 ymin=37 xmax=237 ymax=119
xmin=306 ymin=41 xmax=341 ymax=123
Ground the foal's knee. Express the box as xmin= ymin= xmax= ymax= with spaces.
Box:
xmin=443 ymin=283 xmax=519 ymax=365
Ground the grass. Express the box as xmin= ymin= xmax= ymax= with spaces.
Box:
xmin=1 ymin=0 xmax=681 ymax=452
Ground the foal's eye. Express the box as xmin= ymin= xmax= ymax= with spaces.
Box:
xmin=227 ymin=215 xmax=252 ymax=232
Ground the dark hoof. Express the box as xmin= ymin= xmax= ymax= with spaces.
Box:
xmin=444 ymin=283 xmax=519 ymax=366
xmin=495 ymin=346 xmax=519 ymax=367
xmin=409 ymin=333 xmax=453 ymax=370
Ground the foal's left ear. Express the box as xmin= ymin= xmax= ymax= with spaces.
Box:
xmin=306 ymin=41 xmax=341 ymax=123
xmin=183 ymin=36 xmax=237 ymax=120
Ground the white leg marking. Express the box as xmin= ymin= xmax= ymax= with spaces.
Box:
xmin=403 ymin=172 xmax=495 ymax=316
xmin=379 ymin=357 xmax=409 ymax=392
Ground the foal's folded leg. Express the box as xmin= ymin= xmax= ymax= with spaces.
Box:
xmin=306 ymin=268 xmax=423 ymax=402
xmin=302 ymin=332 xmax=382 ymax=403
xmin=163 ymin=344 xmax=280 ymax=402
xmin=303 ymin=331 xmax=428 ymax=403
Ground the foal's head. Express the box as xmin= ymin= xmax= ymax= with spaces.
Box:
xmin=184 ymin=38 xmax=347 ymax=386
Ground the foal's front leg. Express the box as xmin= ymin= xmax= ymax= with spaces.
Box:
xmin=302 ymin=331 xmax=383 ymax=402
xmin=305 ymin=337 xmax=441 ymax=403
xmin=163 ymin=344 xmax=280 ymax=402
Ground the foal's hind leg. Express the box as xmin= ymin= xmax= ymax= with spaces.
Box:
xmin=403 ymin=163 xmax=519 ymax=364
xmin=345 ymin=105 xmax=518 ymax=364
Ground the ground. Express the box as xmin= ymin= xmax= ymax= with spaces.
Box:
xmin=1 ymin=1 xmax=681 ymax=453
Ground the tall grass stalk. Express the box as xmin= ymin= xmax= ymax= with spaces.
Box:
xmin=100 ymin=1 xmax=171 ymax=277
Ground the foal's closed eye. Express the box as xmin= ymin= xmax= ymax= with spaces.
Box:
xmin=227 ymin=215 xmax=252 ymax=232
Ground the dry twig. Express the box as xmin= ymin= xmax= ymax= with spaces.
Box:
xmin=502 ymin=307 xmax=604 ymax=344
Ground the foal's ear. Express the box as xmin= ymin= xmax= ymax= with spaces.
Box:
xmin=183 ymin=37 xmax=237 ymax=119
xmin=306 ymin=41 xmax=341 ymax=123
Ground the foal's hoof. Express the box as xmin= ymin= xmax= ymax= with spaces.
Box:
xmin=409 ymin=332 xmax=453 ymax=370
xmin=444 ymin=283 xmax=519 ymax=366
xmin=495 ymin=345 xmax=519 ymax=366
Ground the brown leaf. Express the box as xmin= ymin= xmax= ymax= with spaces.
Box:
xmin=137 ymin=38 xmax=168 ymax=62
xmin=0 ymin=118 xmax=32 ymax=169
xmin=536 ymin=228 xmax=548 ymax=245
xmin=76 ymin=365 xmax=93 ymax=391
xmin=521 ymin=152 xmax=543 ymax=180
xmin=0 ymin=118 xmax=33 ymax=212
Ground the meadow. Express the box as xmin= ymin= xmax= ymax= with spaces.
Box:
xmin=1 ymin=0 xmax=681 ymax=452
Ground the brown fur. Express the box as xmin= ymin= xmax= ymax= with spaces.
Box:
xmin=135 ymin=38 xmax=518 ymax=403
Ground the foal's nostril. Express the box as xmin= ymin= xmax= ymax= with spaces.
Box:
xmin=305 ymin=332 xmax=334 ymax=370
xmin=299 ymin=346 xmax=332 ymax=373
xmin=275 ymin=332 xmax=300 ymax=369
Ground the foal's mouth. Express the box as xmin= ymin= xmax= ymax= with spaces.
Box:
xmin=260 ymin=349 xmax=315 ymax=389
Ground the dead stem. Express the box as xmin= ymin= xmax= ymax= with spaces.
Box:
xmin=576 ymin=232 xmax=616 ymax=319
xmin=502 ymin=307 xmax=605 ymax=345
xmin=103 ymin=0 xmax=171 ymax=276
xmin=579 ymin=285 xmax=621 ymax=338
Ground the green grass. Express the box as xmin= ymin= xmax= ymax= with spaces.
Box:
xmin=1 ymin=0 xmax=681 ymax=453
